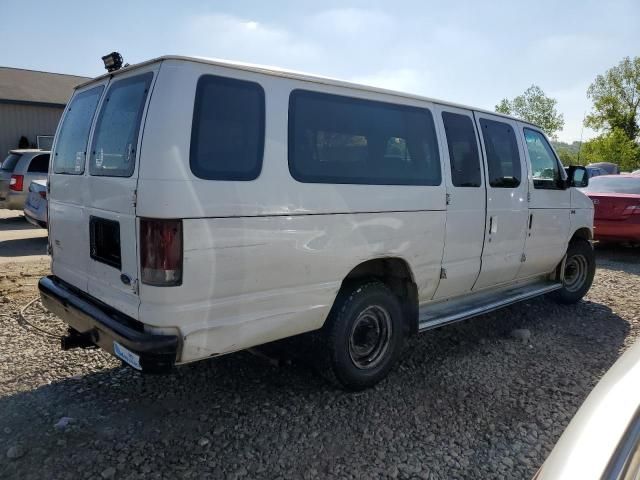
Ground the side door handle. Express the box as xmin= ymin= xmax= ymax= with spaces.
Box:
xmin=529 ymin=213 xmax=533 ymax=230
xmin=489 ymin=216 xmax=497 ymax=234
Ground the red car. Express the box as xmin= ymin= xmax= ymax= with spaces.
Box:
xmin=582 ymin=175 xmax=640 ymax=243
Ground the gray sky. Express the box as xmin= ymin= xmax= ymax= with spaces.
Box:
xmin=3 ymin=0 xmax=639 ymax=142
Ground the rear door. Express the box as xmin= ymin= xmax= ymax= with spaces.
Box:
xmin=473 ymin=113 xmax=529 ymax=290
xmin=49 ymin=82 xmax=109 ymax=291
xmin=49 ymin=64 xmax=158 ymax=319
xmin=432 ymin=105 xmax=486 ymax=299
xmin=85 ymin=68 xmax=157 ymax=318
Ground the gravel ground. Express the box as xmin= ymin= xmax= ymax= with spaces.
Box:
xmin=1 ymin=243 xmax=639 ymax=480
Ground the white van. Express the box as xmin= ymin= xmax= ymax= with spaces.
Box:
xmin=39 ymin=56 xmax=594 ymax=390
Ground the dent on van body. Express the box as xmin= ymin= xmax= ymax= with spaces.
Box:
xmin=139 ymin=212 xmax=445 ymax=362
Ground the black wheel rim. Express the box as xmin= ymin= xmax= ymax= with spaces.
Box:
xmin=564 ymin=254 xmax=588 ymax=292
xmin=348 ymin=305 xmax=392 ymax=370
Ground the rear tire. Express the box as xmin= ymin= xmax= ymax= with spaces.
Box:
xmin=553 ymin=239 xmax=595 ymax=304
xmin=318 ymin=281 xmax=405 ymax=391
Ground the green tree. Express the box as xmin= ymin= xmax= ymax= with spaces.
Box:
xmin=552 ymin=140 xmax=584 ymax=165
xmin=495 ymin=85 xmax=565 ymax=138
xmin=581 ymin=128 xmax=640 ymax=171
xmin=585 ymin=56 xmax=640 ymax=141
xmin=583 ymin=56 xmax=640 ymax=170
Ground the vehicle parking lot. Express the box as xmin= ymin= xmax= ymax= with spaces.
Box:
xmin=0 ymin=211 xmax=639 ymax=480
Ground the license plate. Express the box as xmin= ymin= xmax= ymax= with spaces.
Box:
xmin=113 ymin=341 xmax=142 ymax=370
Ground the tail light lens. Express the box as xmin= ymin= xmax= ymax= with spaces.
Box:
xmin=39 ymin=191 xmax=47 ymax=199
xmin=140 ymin=218 xmax=183 ymax=286
xmin=9 ymin=175 xmax=24 ymax=192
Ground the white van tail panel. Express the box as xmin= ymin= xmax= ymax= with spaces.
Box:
xmin=49 ymin=64 xmax=160 ymax=319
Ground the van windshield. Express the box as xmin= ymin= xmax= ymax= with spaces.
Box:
xmin=89 ymin=73 xmax=153 ymax=177
xmin=1 ymin=153 xmax=21 ymax=172
xmin=53 ymin=86 xmax=104 ymax=174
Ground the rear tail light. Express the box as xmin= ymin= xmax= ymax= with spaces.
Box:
xmin=38 ymin=191 xmax=46 ymax=199
xmin=140 ymin=218 xmax=182 ymax=286
xmin=9 ymin=175 xmax=24 ymax=192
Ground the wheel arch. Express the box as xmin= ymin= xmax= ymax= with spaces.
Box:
xmin=334 ymin=257 xmax=419 ymax=337
xmin=570 ymin=226 xmax=593 ymax=243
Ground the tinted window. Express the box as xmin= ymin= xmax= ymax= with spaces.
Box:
xmin=480 ymin=119 xmax=521 ymax=188
xmin=90 ymin=73 xmax=152 ymax=177
xmin=27 ymin=154 xmax=50 ymax=173
xmin=53 ymin=86 xmax=104 ymax=174
xmin=583 ymin=176 xmax=640 ymax=194
xmin=289 ymin=90 xmax=441 ymax=185
xmin=524 ymin=129 xmax=562 ymax=189
xmin=1 ymin=153 xmax=21 ymax=172
xmin=190 ymin=75 xmax=265 ymax=181
xmin=442 ymin=112 xmax=481 ymax=187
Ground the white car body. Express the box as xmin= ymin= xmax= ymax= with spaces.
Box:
xmin=537 ymin=340 xmax=640 ymax=479
xmin=23 ymin=179 xmax=48 ymax=228
xmin=40 ymin=56 xmax=594 ymax=374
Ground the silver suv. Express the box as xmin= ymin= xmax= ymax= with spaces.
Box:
xmin=0 ymin=150 xmax=50 ymax=210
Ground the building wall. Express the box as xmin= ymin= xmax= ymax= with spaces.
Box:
xmin=0 ymin=102 xmax=64 ymax=157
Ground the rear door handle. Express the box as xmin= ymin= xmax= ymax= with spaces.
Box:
xmin=529 ymin=213 xmax=533 ymax=230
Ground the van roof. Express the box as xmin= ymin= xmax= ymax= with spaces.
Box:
xmin=78 ymin=55 xmax=537 ymax=129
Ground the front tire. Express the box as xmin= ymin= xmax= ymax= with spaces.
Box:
xmin=319 ymin=281 xmax=405 ymax=391
xmin=554 ymin=239 xmax=595 ymax=304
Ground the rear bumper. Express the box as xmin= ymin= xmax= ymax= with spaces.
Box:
xmin=594 ymin=220 xmax=640 ymax=242
xmin=38 ymin=275 xmax=179 ymax=373
xmin=24 ymin=210 xmax=47 ymax=228
xmin=0 ymin=191 xmax=27 ymax=210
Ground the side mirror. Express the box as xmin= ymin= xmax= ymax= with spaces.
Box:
xmin=566 ymin=165 xmax=588 ymax=188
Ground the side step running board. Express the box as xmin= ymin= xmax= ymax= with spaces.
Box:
xmin=418 ymin=281 xmax=562 ymax=332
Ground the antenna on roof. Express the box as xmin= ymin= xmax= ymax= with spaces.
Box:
xmin=101 ymin=52 xmax=124 ymax=73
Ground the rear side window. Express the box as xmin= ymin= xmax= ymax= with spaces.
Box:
xmin=289 ymin=90 xmax=441 ymax=185
xmin=53 ymin=86 xmax=104 ymax=174
xmin=27 ymin=154 xmax=50 ymax=173
xmin=90 ymin=73 xmax=153 ymax=177
xmin=190 ymin=75 xmax=265 ymax=181
xmin=480 ymin=119 xmax=521 ymax=188
xmin=442 ymin=112 xmax=481 ymax=187
xmin=1 ymin=153 xmax=21 ymax=172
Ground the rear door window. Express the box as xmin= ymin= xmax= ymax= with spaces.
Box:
xmin=27 ymin=154 xmax=50 ymax=173
xmin=1 ymin=153 xmax=21 ymax=172
xmin=479 ymin=119 xmax=521 ymax=188
xmin=190 ymin=75 xmax=265 ymax=181
xmin=53 ymin=86 xmax=104 ymax=174
xmin=90 ymin=73 xmax=153 ymax=177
